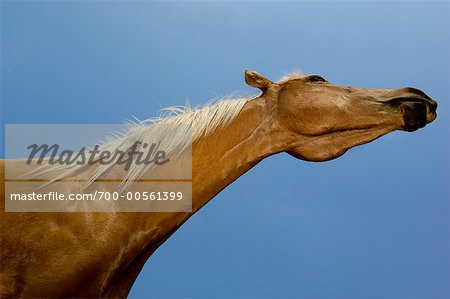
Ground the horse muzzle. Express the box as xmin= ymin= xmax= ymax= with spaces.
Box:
xmin=387 ymin=88 xmax=438 ymax=132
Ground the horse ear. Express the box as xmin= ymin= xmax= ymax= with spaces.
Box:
xmin=244 ymin=70 xmax=273 ymax=91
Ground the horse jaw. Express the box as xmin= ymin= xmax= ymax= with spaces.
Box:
xmin=287 ymin=125 xmax=398 ymax=162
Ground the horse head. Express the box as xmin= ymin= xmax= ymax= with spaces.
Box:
xmin=245 ymin=70 xmax=437 ymax=161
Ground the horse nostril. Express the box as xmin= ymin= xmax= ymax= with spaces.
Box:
xmin=420 ymin=99 xmax=437 ymax=114
xmin=399 ymin=87 xmax=437 ymax=112
xmin=424 ymin=98 xmax=438 ymax=114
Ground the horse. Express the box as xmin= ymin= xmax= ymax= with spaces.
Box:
xmin=0 ymin=70 xmax=437 ymax=298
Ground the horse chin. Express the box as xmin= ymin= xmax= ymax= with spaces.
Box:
xmin=287 ymin=147 xmax=348 ymax=162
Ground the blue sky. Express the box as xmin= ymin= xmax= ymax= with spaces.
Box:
xmin=2 ymin=1 xmax=449 ymax=298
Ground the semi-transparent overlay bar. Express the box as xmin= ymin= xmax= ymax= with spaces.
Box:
xmin=5 ymin=124 xmax=192 ymax=212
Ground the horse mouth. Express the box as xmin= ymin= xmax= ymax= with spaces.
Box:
xmin=388 ymin=97 xmax=438 ymax=132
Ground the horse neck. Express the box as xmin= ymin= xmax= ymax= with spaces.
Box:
xmin=190 ymin=95 xmax=284 ymax=211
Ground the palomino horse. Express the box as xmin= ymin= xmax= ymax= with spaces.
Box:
xmin=0 ymin=70 xmax=437 ymax=298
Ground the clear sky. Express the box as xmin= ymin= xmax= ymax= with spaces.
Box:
xmin=2 ymin=1 xmax=450 ymax=298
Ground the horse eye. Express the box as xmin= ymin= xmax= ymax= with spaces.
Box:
xmin=308 ymin=75 xmax=327 ymax=83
